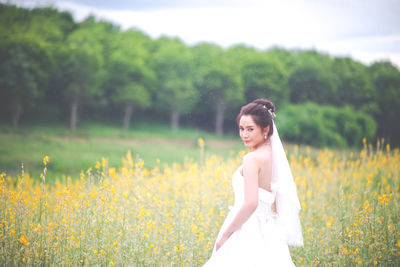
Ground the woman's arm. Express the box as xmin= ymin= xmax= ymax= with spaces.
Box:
xmin=216 ymin=153 xmax=259 ymax=251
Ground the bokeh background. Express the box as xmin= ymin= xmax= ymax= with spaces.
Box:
xmin=0 ymin=1 xmax=400 ymax=266
xmin=1 ymin=0 xmax=400 ymax=177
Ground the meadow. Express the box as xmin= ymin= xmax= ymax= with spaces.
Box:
xmin=0 ymin=124 xmax=399 ymax=266
xmin=0 ymin=122 xmax=243 ymax=181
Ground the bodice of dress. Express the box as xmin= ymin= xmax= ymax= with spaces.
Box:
xmin=232 ymin=167 xmax=276 ymax=221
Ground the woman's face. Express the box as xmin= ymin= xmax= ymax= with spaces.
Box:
xmin=239 ymin=115 xmax=268 ymax=149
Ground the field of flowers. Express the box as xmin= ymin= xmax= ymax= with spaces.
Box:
xmin=0 ymin=139 xmax=399 ymax=266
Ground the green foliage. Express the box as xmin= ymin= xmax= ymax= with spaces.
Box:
xmin=0 ymin=41 xmax=44 ymax=109
xmin=191 ymin=42 xmax=224 ymax=78
xmin=332 ymin=57 xmax=377 ymax=111
xmin=107 ymin=29 xmax=155 ymax=109
xmin=369 ymin=61 xmax=400 ymax=145
xmin=191 ymin=43 xmax=244 ymax=134
xmin=197 ymin=66 xmax=242 ymax=107
xmin=289 ymin=65 xmax=337 ymax=104
xmin=153 ymin=37 xmax=198 ymax=115
xmin=277 ymin=103 xmax=377 ymax=147
xmin=242 ymin=56 xmax=288 ymax=106
xmin=265 ymin=47 xmax=298 ymax=74
xmin=1 ymin=3 xmax=400 ymax=146
xmin=192 ymin=43 xmax=236 ymax=106
xmin=0 ymin=4 xmax=74 ymax=126
xmin=61 ymin=17 xmax=110 ymax=100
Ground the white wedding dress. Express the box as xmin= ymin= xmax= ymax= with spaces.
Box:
xmin=203 ymin=167 xmax=295 ymax=267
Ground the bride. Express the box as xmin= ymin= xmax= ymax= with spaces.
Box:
xmin=203 ymin=98 xmax=303 ymax=267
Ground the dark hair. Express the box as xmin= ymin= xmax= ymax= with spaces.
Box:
xmin=236 ymin=98 xmax=276 ymax=137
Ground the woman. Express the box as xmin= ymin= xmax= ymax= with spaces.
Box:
xmin=203 ymin=98 xmax=303 ymax=267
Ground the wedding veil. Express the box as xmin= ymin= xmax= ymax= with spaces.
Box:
xmin=270 ymin=121 xmax=304 ymax=247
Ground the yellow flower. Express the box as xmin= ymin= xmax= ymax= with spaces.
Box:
xmin=19 ymin=235 xmax=30 ymax=247
xmin=33 ymin=223 xmax=41 ymax=233
xmin=363 ymin=200 xmax=369 ymax=210
xmin=378 ymin=193 xmax=390 ymax=206
xmin=43 ymin=155 xmax=50 ymax=165
xmin=95 ymin=161 xmax=101 ymax=169
xmin=101 ymin=157 xmax=107 ymax=168
xmin=386 ymin=143 xmax=390 ymax=151
xmin=326 ymin=217 xmax=333 ymax=229
xmin=197 ymin=137 xmax=205 ymax=148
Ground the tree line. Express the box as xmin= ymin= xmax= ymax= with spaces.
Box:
xmin=1 ymin=4 xmax=400 ymax=147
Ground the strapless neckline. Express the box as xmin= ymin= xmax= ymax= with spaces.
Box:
xmin=234 ymin=167 xmax=274 ymax=196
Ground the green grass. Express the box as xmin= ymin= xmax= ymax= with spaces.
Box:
xmin=0 ymin=122 xmax=243 ymax=182
xmin=0 ymin=121 xmax=234 ymax=140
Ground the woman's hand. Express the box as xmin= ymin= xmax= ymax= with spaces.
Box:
xmin=216 ymin=231 xmax=232 ymax=251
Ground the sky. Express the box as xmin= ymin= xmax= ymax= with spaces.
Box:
xmin=3 ymin=0 xmax=400 ymax=67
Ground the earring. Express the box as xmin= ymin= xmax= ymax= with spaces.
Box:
xmin=264 ymin=133 xmax=267 ymax=140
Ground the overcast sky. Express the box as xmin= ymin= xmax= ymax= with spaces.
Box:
xmin=4 ymin=0 xmax=400 ymax=67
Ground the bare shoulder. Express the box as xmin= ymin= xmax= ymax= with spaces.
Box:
xmin=242 ymin=152 xmax=259 ymax=177
xmin=243 ymin=151 xmax=262 ymax=168
xmin=244 ymin=149 xmax=270 ymax=165
xmin=243 ymin=151 xmax=257 ymax=164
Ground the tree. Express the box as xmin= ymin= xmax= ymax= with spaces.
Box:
xmin=278 ymin=103 xmax=376 ymax=147
xmin=192 ymin=43 xmax=244 ymax=135
xmin=0 ymin=41 xmax=47 ymax=127
xmin=369 ymin=61 xmax=400 ymax=145
xmin=289 ymin=65 xmax=337 ymax=104
xmin=153 ymin=37 xmax=198 ymax=133
xmin=332 ymin=57 xmax=376 ymax=111
xmin=57 ymin=17 xmax=116 ymax=130
xmin=265 ymin=47 xmax=297 ymax=74
xmin=106 ymin=29 xmax=156 ymax=130
xmin=0 ymin=5 xmax=65 ymax=127
xmin=200 ymin=67 xmax=242 ymax=135
xmin=295 ymin=49 xmax=334 ymax=70
xmin=242 ymin=56 xmax=289 ymax=106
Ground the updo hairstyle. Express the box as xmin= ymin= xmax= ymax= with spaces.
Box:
xmin=236 ymin=98 xmax=276 ymax=137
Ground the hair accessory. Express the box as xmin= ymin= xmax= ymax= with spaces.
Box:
xmin=262 ymin=104 xmax=276 ymax=118
xmin=268 ymin=109 xmax=276 ymax=118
